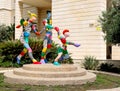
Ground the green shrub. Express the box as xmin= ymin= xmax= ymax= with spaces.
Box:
xmin=7 ymin=23 xmax=15 ymax=40
xmin=83 ymin=56 xmax=99 ymax=70
xmin=99 ymin=63 xmax=120 ymax=74
xmin=0 ymin=24 xmax=15 ymax=42
xmin=59 ymin=53 xmax=73 ymax=64
xmin=0 ymin=38 xmax=73 ymax=67
xmin=0 ymin=40 xmax=24 ymax=67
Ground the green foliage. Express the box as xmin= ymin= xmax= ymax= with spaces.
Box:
xmin=46 ymin=42 xmax=58 ymax=62
xmin=0 ymin=24 xmax=15 ymax=42
xmin=0 ymin=40 xmax=23 ymax=67
xmin=99 ymin=63 xmax=120 ymax=74
xmin=0 ymin=38 xmax=44 ymax=67
xmin=0 ymin=24 xmax=9 ymax=42
xmin=7 ymin=23 xmax=15 ymax=40
xmin=100 ymin=0 xmax=120 ymax=45
xmin=59 ymin=53 xmax=73 ymax=64
xmin=83 ymin=56 xmax=99 ymax=70
xmin=0 ymin=38 xmax=73 ymax=67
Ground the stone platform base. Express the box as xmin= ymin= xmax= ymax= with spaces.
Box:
xmin=4 ymin=64 xmax=96 ymax=86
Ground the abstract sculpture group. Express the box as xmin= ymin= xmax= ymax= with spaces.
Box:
xmin=16 ymin=11 xmax=80 ymax=66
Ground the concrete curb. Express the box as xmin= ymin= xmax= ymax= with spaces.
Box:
xmin=87 ymin=87 xmax=120 ymax=91
xmin=88 ymin=70 xmax=120 ymax=77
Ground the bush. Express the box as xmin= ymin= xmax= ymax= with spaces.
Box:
xmin=83 ymin=56 xmax=99 ymax=70
xmin=99 ymin=63 xmax=120 ymax=74
xmin=7 ymin=23 xmax=15 ymax=40
xmin=0 ymin=38 xmax=73 ymax=67
xmin=0 ymin=24 xmax=15 ymax=42
xmin=0 ymin=40 xmax=25 ymax=67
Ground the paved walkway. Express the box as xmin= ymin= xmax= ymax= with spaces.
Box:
xmin=87 ymin=87 xmax=120 ymax=91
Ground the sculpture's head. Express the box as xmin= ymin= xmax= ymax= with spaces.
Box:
xmin=28 ymin=11 xmax=37 ymax=22
xmin=46 ymin=10 xmax=52 ymax=25
xmin=63 ymin=29 xmax=70 ymax=37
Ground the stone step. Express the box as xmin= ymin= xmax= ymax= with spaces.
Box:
xmin=22 ymin=64 xmax=78 ymax=72
xmin=4 ymin=71 xmax=96 ymax=86
xmin=13 ymin=68 xmax=86 ymax=78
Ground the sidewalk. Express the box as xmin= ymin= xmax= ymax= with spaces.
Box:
xmin=87 ymin=87 xmax=120 ymax=91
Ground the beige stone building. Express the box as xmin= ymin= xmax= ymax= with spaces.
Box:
xmin=0 ymin=0 xmax=120 ymax=62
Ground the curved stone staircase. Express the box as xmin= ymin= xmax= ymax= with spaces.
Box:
xmin=4 ymin=64 xmax=96 ymax=86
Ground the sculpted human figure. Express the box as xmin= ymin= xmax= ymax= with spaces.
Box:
xmin=53 ymin=29 xmax=80 ymax=66
xmin=16 ymin=11 xmax=40 ymax=64
xmin=40 ymin=11 xmax=59 ymax=64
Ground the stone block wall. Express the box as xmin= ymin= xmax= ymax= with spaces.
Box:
xmin=0 ymin=0 xmax=14 ymax=25
xmin=52 ymin=0 xmax=107 ymax=60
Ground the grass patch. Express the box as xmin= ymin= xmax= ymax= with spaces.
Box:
xmin=0 ymin=73 xmax=120 ymax=91
xmin=83 ymin=73 xmax=120 ymax=90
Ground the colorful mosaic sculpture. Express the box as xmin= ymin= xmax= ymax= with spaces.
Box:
xmin=16 ymin=11 xmax=40 ymax=64
xmin=53 ymin=29 xmax=80 ymax=66
xmin=40 ymin=11 xmax=59 ymax=64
